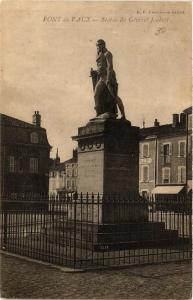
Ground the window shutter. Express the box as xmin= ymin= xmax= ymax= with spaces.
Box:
xmin=182 ymin=167 xmax=186 ymax=183
xmin=188 ymin=115 xmax=192 ymax=130
xmin=143 ymin=144 xmax=149 ymax=157
xmin=188 ymin=136 xmax=191 ymax=153
xmin=177 ymin=167 xmax=181 ymax=183
xmin=143 ymin=145 xmax=145 ymax=157
xmin=180 ymin=142 xmax=183 ymax=156
xmin=162 ymin=168 xmax=165 ymax=183
xmin=140 ymin=166 xmax=143 ymax=181
xmin=143 ymin=166 xmax=148 ymax=182
xmin=168 ymin=168 xmax=171 ymax=183
xmin=179 ymin=141 xmax=186 ymax=157
xmin=162 ymin=167 xmax=170 ymax=183
xmin=178 ymin=142 xmax=180 ymax=156
xmin=182 ymin=142 xmax=186 ymax=157
xmin=9 ymin=156 xmax=15 ymax=172
xmin=160 ymin=144 xmax=164 ymax=156
xmin=143 ymin=167 xmax=146 ymax=181
xmin=29 ymin=158 xmax=38 ymax=173
xmin=169 ymin=143 xmax=172 ymax=155
xmin=30 ymin=158 xmax=33 ymax=172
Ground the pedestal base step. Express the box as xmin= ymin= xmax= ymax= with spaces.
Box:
xmin=43 ymin=221 xmax=184 ymax=250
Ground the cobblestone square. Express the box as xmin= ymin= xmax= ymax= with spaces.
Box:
xmin=0 ymin=253 xmax=191 ymax=299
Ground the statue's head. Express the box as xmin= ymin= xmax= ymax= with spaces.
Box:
xmin=96 ymin=39 xmax=106 ymax=53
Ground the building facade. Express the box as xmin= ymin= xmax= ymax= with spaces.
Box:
xmin=65 ymin=149 xmax=78 ymax=193
xmin=49 ymin=151 xmax=66 ymax=197
xmin=49 ymin=149 xmax=78 ymax=197
xmin=183 ymin=106 xmax=192 ymax=192
xmin=139 ymin=107 xmax=192 ymax=198
xmin=139 ymin=134 xmax=157 ymax=198
xmin=0 ymin=111 xmax=51 ymax=195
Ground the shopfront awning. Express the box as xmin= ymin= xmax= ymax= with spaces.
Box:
xmin=152 ymin=186 xmax=184 ymax=194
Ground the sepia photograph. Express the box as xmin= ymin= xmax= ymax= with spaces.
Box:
xmin=0 ymin=1 xmax=192 ymax=299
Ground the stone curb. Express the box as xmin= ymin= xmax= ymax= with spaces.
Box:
xmin=1 ymin=250 xmax=191 ymax=274
xmin=0 ymin=250 xmax=84 ymax=273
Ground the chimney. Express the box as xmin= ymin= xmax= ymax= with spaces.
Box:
xmin=154 ymin=119 xmax=160 ymax=127
xmin=32 ymin=111 xmax=41 ymax=127
xmin=180 ymin=113 xmax=186 ymax=127
xmin=172 ymin=114 xmax=179 ymax=128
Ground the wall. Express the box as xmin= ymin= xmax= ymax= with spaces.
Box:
xmin=139 ymin=138 xmax=156 ymax=196
xmin=157 ymin=134 xmax=187 ymax=185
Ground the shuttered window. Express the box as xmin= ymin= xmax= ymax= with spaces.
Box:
xmin=162 ymin=167 xmax=170 ymax=184
xmin=9 ymin=156 xmax=16 ymax=172
xmin=29 ymin=158 xmax=38 ymax=173
xmin=142 ymin=165 xmax=149 ymax=182
xmin=178 ymin=166 xmax=186 ymax=183
xmin=72 ymin=180 xmax=75 ymax=189
xmin=178 ymin=141 xmax=186 ymax=157
xmin=67 ymin=180 xmax=70 ymax=188
xmin=188 ymin=115 xmax=192 ymax=131
xmin=163 ymin=144 xmax=169 ymax=156
xmin=142 ymin=143 xmax=149 ymax=157
xmin=30 ymin=132 xmax=39 ymax=143
xmin=161 ymin=143 xmax=172 ymax=156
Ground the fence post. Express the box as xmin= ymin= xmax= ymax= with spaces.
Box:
xmin=189 ymin=196 xmax=192 ymax=239
xmin=182 ymin=196 xmax=185 ymax=240
xmin=73 ymin=195 xmax=77 ymax=269
xmin=3 ymin=202 xmax=8 ymax=248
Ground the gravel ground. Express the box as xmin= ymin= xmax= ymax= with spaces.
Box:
xmin=0 ymin=253 xmax=191 ymax=299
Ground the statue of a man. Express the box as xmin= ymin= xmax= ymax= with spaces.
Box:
xmin=90 ymin=39 xmax=126 ymax=119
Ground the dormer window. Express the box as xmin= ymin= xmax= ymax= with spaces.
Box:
xmin=30 ymin=132 xmax=39 ymax=143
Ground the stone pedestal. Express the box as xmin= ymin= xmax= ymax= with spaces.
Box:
xmin=72 ymin=119 xmax=145 ymax=224
xmin=45 ymin=119 xmax=179 ymax=253
xmin=73 ymin=118 xmax=139 ymax=195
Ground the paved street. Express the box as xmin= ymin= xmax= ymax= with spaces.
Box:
xmin=0 ymin=253 xmax=191 ymax=299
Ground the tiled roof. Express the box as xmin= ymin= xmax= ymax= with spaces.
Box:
xmin=1 ymin=113 xmax=51 ymax=147
xmin=0 ymin=113 xmax=36 ymax=128
xmin=57 ymin=163 xmax=66 ymax=171
xmin=140 ymin=123 xmax=186 ymax=139
xmin=183 ymin=106 xmax=192 ymax=114
xmin=50 ymin=161 xmax=66 ymax=171
xmin=49 ymin=157 xmax=77 ymax=171
xmin=64 ymin=157 xmax=77 ymax=164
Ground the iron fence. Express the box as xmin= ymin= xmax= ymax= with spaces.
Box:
xmin=0 ymin=193 xmax=192 ymax=270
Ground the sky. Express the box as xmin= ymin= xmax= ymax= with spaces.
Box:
xmin=1 ymin=1 xmax=192 ymax=161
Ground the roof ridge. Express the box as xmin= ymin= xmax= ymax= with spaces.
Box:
xmin=0 ymin=113 xmax=45 ymax=129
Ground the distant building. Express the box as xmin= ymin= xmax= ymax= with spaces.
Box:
xmin=0 ymin=111 xmax=51 ymax=195
xmin=183 ymin=106 xmax=192 ymax=192
xmin=49 ymin=149 xmax=66 ymax=197
xmin=139 ymin=107 xmax=192 ymax=198
xmin=65 ymin=149 xmax=78 ymax=193
xmin=49 ymin=149 xmax=78 ymax=197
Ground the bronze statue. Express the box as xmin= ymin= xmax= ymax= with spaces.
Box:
xmin=90 ymin=39 xmax=126 ymax=119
